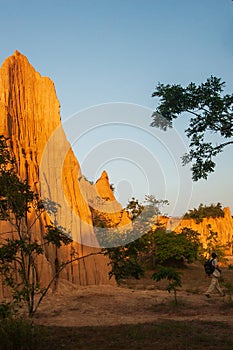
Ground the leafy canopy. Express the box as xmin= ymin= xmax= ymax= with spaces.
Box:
xmin=153 ymin=227 xmax=200 ymax=265
xmin=151 ymin=76 xmax=233 ymax=180
xmin=183 ymin=202 xmax=224 ymax=223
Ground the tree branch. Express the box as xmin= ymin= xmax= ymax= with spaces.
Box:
xmin=213 ymin=140 xmax=233 ymax=151
xmin=186 ymin=109 xmax=202 ymax=118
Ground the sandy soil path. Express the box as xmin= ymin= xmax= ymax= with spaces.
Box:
xmin=34 ymin=283 xmax=233 ymax=327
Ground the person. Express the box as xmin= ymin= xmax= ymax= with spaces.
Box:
xmin=204 ymin=252 xmax=225 ymax=298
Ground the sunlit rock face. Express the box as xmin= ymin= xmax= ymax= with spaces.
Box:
xmin=0 ymin=51 xmax=117 ymax=295
xmin=91 ymin=170 xmax=131 ymax=228
xmin=163 ymin=207 xmax=233 ymax=254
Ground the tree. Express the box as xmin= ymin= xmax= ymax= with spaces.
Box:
xmin=100 ymin=196 xmax=169 ymax=281
xmin=152 ymin=266 xmax=182 ymax=305
xmin=151 ymin=76 xmax=233 ymax=180
xmin=202 ymin=224 xmax=229 ymax=261
xmin=101 ymin=196 xmax=200 ymax=281
xmin=125 ymin=197 xmax=144 ymax=220
xmin=0 ymin=136 xmax=73 ymax=317
xmin=152 ymin=227 xmax=200 ymax=266
xmin=104 ymin=238 xmax=145 ymax=282
xmin=144 ymin=195 xmax=169 ymax=222
xmin=0 ymin=135 xmax=100 ymax=318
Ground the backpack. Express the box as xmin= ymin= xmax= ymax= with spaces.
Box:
xmin=204 ymin=258 xmax=215 ymax=276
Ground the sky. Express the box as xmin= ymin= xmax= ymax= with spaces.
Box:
xmin=0 ymin=0 xmax=233 ymax=217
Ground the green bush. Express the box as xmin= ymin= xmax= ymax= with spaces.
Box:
xmin=152 ymin=266 xmax=182 ymax=304
xmin=183 ymin=203 xmax=224 ymax=223
xmin=103 ymin=227 xmax=201 ymax=281
xmin=102 ymin=230 xmax=146 ymax=282
xmin=153 ymin=227 xmax=200 ymax=266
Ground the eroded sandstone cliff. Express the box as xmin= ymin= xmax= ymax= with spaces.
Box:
xmin=0 ymin=51 xmax=126 ymax=294
xmin=163 ymin=207 xmax=233 ymax=254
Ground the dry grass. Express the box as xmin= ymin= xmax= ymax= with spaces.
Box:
xmin=2 ymin=261 xmax=233 ymax=349
xmin=36 ymin=320 xmax=233 ymax=350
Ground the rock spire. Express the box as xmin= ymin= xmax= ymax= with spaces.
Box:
xmin=0 ymin=51 xmax=117 ymax=294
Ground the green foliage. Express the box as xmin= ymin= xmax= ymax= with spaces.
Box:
xmin=125 ymin=197 xmax=144 ymax=220
xmin=144 ymin=195 xmax=169 ymax=219
xmin=45 ymin=225 xmax=72 ymax=247
xmin=102 ymin=226 xmax=200 ymax=282
xmin=184 ymin=203 xmax=224 ymax=223
xmin=106 ymin=246 xmax=144 ymax=282
xmin=153 ymin=227 xmax=201 ymax=265
xmin=0 ymin=136 xmax=15 ymax=169
xmin=151 ymin=76 xmax=233 ymax=180
xmin=98 ymin=195 xmax=200 ymax=282
xmin=0 ymin=135 xmax=74 ymax=317
xmin=100 ymin=196 xmax=170 ymax=281
xmin=201 ymin=225 xmax=229 ymax=261
xmin=124 ymin=195 xmax=169 ymax=223
xmin=152 ymin=266 xmax=182 ymax=304
xmin=100 ymin=230 xmax=147 ymax=282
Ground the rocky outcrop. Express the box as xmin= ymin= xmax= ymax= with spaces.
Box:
xmin=74 ymin=170 xmax=132 ymax=249
xmin=163 ymin=207 xmax=233 ymax=254
xmin=0 ymin=51 xmax=117 ymax=293
xmin=86 ymin=170 xmax=131 ymax=229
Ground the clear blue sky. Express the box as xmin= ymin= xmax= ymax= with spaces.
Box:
xmin=0 ymin=0 xmax=233 ymax=216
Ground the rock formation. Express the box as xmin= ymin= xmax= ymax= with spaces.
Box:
xmin=163 ymin=207 xmax=233 ymax=254
xmin=82 ymin=170 xmax=131 ymax=229
xmin=0 ymin=51 xmax=232 ymax=300
xmin=0 ymin=51 xmax=131 ymax=295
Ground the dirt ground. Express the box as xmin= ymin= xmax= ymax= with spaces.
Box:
xmin=34 ymin=262 xmax=233 ymax=328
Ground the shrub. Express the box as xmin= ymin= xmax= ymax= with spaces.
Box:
xmin=183 ymin=203 xmax=224 ymax=223
xmin=153 ymin=227 xmax=200 ymax=266
xmin=152 ymin=266 xmax=182 ymax=305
